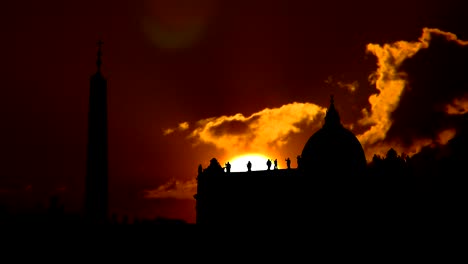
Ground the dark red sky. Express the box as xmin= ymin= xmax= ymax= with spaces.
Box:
xmin=1 ymin=0 xmax=467 ymax=223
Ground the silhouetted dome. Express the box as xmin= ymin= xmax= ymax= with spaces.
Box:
xmin=301 ymin=96 xmax=367 ymax=177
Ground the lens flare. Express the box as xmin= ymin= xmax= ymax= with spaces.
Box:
xmin=141 ymin=0 xmax=216 ymax=50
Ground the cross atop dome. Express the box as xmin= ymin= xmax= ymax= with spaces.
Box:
xmin=324 ymin=94 xmax=341 ymax=127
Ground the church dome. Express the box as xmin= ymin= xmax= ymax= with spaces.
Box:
xmin=301 ymin=96 xmax=367 ymax=177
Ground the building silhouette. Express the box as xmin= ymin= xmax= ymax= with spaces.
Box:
xmin=195 ymin=96 xmax=370 ymax=225
xmin=84 ymin=40 xmax=109 ymax=224
xmin=194 ymin=96 xmax=468 ymax=225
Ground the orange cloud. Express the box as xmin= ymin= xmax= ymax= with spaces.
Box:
xmin=178 ymin=122 xmax=189 ymax=130
xmin=437 ymin=129 xmax=456 ymax=145
xmin=324 ymin=76 xmax=358 ymax=93
xmin=189 ymin=102 xmax=326 ymax=154
xmin=358 ymin=38 xmax=422 ymax=145
xmin=337 ymin=81 xmax=358 ymax=93
xmin=163 ymin=121 xmax=190 ymax=135
xmin=358 ymin=28 xmax=468 ymax=158
xmin=376 ymin=128 xmax=456 ymax=157
xmin=163 ymin=128 xmax=175 ymax=135
xmin=144 ymin=179 xmax=197 ymax=200
xmin=446 ymin=97 xmax=468 ymax=115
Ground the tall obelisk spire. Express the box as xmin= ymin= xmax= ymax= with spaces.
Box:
xmin=85 ymin=39 xmax=109 ymax=224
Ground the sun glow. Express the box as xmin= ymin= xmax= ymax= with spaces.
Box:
xmin=226 ymin=154 xmax=274 ymax=172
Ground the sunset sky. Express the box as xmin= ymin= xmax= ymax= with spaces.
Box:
xmin=1 ymin=0 xmax=468 ymax=223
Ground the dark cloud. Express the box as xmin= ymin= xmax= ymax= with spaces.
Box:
xmin=209 ymin=117 xmax=257 ymax=136
xmin=386 ymin=31 xmax=468 ymax=146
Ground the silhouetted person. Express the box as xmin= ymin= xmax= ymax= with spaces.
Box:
xmin=266 ymin=159 xmax=272 ymax=170
xmin=274 ymin=159 xmax=278 ymax=170
xmin=225 ymin=162 xmax=231 ymax=173
xmin=247 ymin=161 xmax=252 ymax=172
xmin=286 ymin=157 xmax=291 ymax=169
xmin=198 ymin=164 xmax=203 ymax=175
